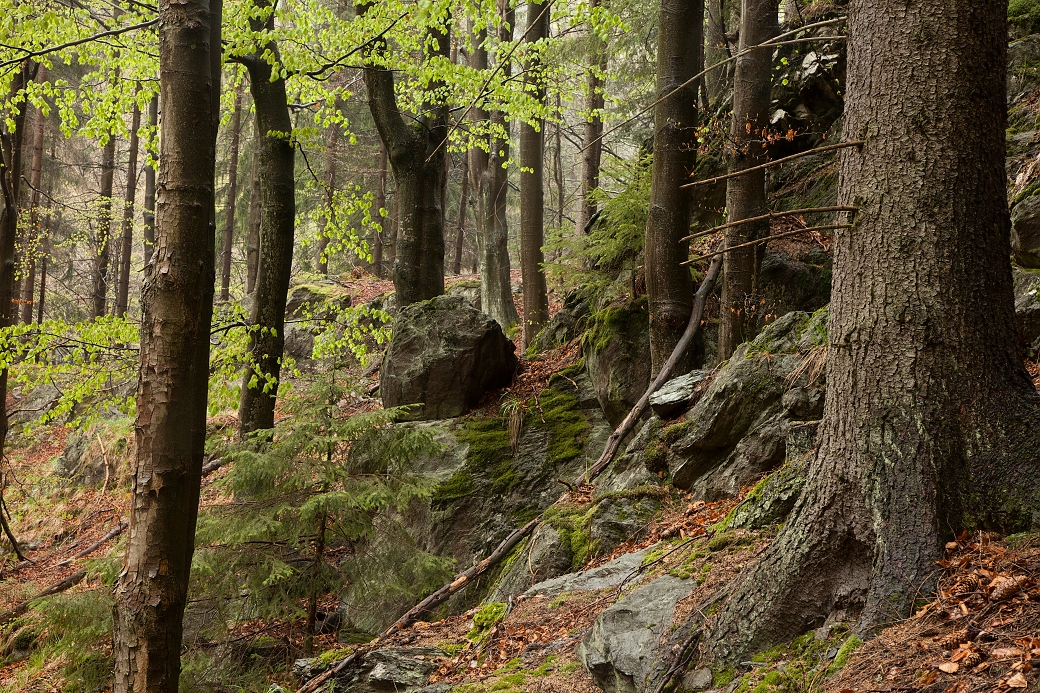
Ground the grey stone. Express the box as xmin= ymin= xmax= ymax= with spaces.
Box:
xmin=578 ymin=575 xmax=693 ymax=693
xmin=589 ymin=497 xmax=659 ymax=553
xmin=446 ymin=280 xmax=481 ymax=311
xmin=285 ymin=280 xmax=353 ymax=320
xmin=682 ymin=668 xmax=715 ymax=691
xmin=380 ymin=296 xmax=517 ymax=420
xmin=525 ymin=548 xmax=649 ymax=598
xmin=1014 ymin=267 xmax=1040 ymax=349
xmin=1013 ymin=195 xmax=1040 ymax=269
xmin=585 ymin=300 xmax=653 ymax=428
xmin=335 ymin=647 xmax=444 ymax=693
xmin=531 ymin=297 xmax=590 ymax=353
xmin=648 ymin=371 xmax=709 ymax=418
xmin=293 ymin=657 xmax=325 ymax=680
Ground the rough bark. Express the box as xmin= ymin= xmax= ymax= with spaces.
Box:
xmin=577 ymin=0 xmax=607 ymax=236
xmin=709 ymin=0 xmax=1040 ymax=662
xmin=20 ymin=66 xmax=46 ymax=324
xmin=372 ymin=144 xmax=387 ymax=278
xmin=143 ymin=95 xmax=157 ymax=265
xmin=316 ymin=118 xmax=338 ymax=275
xmin=237 ymin=13 xmax=296 ymax=437
xmin=91 ymin=136 xmax=117 ymax=318
xmin=644 ymin=0 xmax=703 ymax=376
xmin=360 ymin=2 xmax=448 ymax=306
xmin=244 ymin=117 xmax=261 ymax=294
xmin=219 ymin=81 xmax=244 ymax=300
xmin=111 ymin=0 xmax=219 ymax=687
xmin=705 ymin=0 xmax=733 ymax=103
xmin=452 ymin=154 xmax=468 ymax=275
xmin=477 ymin=6 xmax=520 ymax=329
xmin=519 ymin=0 xmax=550 ymax=347
xmin=115 ymin=101 xmax=141 ymax=317
xmin=717 ymin=0 xmax=777 ymax=359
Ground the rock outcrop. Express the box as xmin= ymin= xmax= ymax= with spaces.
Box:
xmin=584 ymin=299 xmax=652 ymax=428
xmin=380 ymin=295 xmax=518 ymax=420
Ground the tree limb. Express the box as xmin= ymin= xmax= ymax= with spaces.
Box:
xmin=680 ymin=224 xmax=850 ymax=265
xmin=679 ymin=205 xmax=857 ymax=242
xmin=0 ymin=20 xmax=158 ymax=71
xmin=0 ymin=569 xmax=86 ymax=626
xmin=681 ymin=141 xmax=864 ymax=189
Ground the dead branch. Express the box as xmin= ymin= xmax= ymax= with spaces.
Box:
xmin=679 ymin=205 xmax=857 ymax=242
xmin=680 ymin=224 xmax=850 ymax=265
xmin=0 ymin=569 xmax=87 ymax=626
xmin=572 ymin=254 xmax=724 ymax=488
xmin=681 ymin=141 xmax=864 ymax=189
xmin=55 ymin=521 xmax=127 ymax=567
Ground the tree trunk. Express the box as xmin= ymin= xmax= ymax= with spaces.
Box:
xmin=361 ymin=8 xmax=448 ymax=306
xmin=717 ymin=0 xmax=777 ymax=359
xmin=709 ymin=0 xmax=1040 ymax=662
xmin=476 ymin=7 xmax=520 ymax=329
xmin=114 ymin=101 xmax=141 ymax=317
xmin=20 ymin=66 xmax=46 ymax=324
xmin=520 ymin=0 xmax=550 ymax=347
xmin=644 ymin=0 xmax=703 ymax=376
xmin=91 ymin=136 xmax=117 ymax=318
xmin=316 ymin=118 xmax=338 ymax=275
xmin=705 ymin=0 xmax=732 ymax=103
xmin=388 ymin=189 xmax=398 ymax=269
xmin=238 ymin=13 xmax=296 ymax=437
xmin=111 ymin=0 xmax=219 ymax=687
xmin=220 ymin=81 xmax=244 ymax=300
xmin=372 ymin=144 xmax=387 ymax=278
xmin=577 ymin=0 xmax=607 ymax=236
xmin=452 ymin=155 xmax=468 ymax=275
xmin=244 ymin=117 xmax=261 ymax=294
xmin=143 ymin=95 xmax=158 ymax=266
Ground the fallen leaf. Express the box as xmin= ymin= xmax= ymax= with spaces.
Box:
xmin=1008 ymin=673 xmax=1028 ymax=688
xmin=992 ymin=648 xmax=1022 ymax=658
xmin=937 ymin=662 xmax=959 ymax=673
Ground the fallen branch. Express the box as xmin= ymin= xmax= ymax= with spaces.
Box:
xmin=681 ymin=141 xmax=864 ymax=189
xmin=201 ymin=456 xmax=225 ymax=477
xmin=572 ymin=254 xmax=724 ymax=488
xmin=0 ymin=569 xmax=87 ymax=626
xmin=680 ymin=224 xmax=850 ymax=266
xmin=55 ymin=522 xmax=127 ymax=567
xmin=679 ymin=205 xmax=857 ymax=242
xmin=296 ymin=517 xmax=541 ymax=693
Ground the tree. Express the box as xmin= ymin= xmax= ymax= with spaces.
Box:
xmin=644 ymin=0 xmax=703 ymax=375
xmin=452 ymin=153 xmax=468 ymax=276
xmin=372 ymin=144 xmax=388 ymax=278
xmin=316 ymin=117 xmax=339 ymax=276
xmin=361 ymin=2 xmax=448 ymax=306
xmin=143 ymin=95 xmax=158 ymax=265
xmin=519 ymin=0 xmax=550 ymax=346
xmin=244 ymin=118 xmax=261 ymax=294
xmin=91 ymin=135 xmax=116 ymax=318
xmin=717 ymin=0 xmax=777 ymax=359
xmin=575 ymin=0 xmax=607 ymax=236
xmin=236 ymin=3 xmax=297 ymax=437
xmin=709 ymin=0 xmax=1040 ymax=661
xmin=219 ymin=80 xmax=244 ymax=300
xmin=114 ymin=100 xmax=141 ymax=317
xmin=111 ymin=0 xmax=220 ymax=688
xmin=20 ymin=65 xmax=47 ymax=325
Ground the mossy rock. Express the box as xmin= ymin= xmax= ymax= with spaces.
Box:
xmin=584 ymin=298 xmax=652 ymax=428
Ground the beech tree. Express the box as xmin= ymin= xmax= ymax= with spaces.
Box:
xmin=644 ymin=0 xmax=703 ymax=375
xmin=219 ymin=81 xmax=244 ymax=300
xmin=710 ymin=0 xmax=1040 ymax=659
xmin=576 ymin=0 xmax=607 ymax=236
xmin=717 ymin=0 xmax=777 ymax=359
xmin=90 ymin=135 xmax=116 ymax=318
xmin=19 ymin=66 xmax=46 ymax=325
xmin=111 ymin=0 xmax=220 ymax=688
xmin=114 ymin=100 xmax=141 ymax=317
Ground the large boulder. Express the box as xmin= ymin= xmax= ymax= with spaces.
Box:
xmin=585 ymin=299 xmax=653 ymax=428
xmin=1014 ymin=267 xmax=1040 ymax=350
xmin=296 ymin=647 xmax=444 ymax=693
xmin=578 ymin=575 xmax=693 ymax=693
xmin=1012 ymin=194 xmax=1040 ymax=269
xmin=380 ymin=296 xmax=518 ymax=420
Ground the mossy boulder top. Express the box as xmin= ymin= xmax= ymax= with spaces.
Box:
xmin=380 ymin=295 xmax=518 ymax=420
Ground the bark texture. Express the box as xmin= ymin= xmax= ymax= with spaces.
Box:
xmin=717 ymin=0 xmax=777 ymax=359
xmin=111 ymin=0 xmax=219 ymax=688
xmin=244 ymin=117 xmax=260 ymax=294
xmin=361 ymin=3 xmax=448 ymax=306
xmin=372 ymin=144 xmax=387 ymax=278
xmin=219 ymin=81 xmax=244 ymax=299
xmin=91 ymin=136 xmax=117 ymax=318
xmin=452 ymin=154 xmax=468 ymax=275
xmin=705 ymin=0 xmax=732 ymax=102
xmin=519 ymin=0 xmax=550 ymax=346
xmin=115 ymin=101 xmax=141 ymax=317
xmin=20 ymin=67 xmax=46 ymax=324
xmin=709 ymin=0 xmax=1040 ymax=662
xmin=143 ymin=95 xmax=158 ymax=265
xmin=644 ymin=0 xmax=703 ymax=376
xmin=576 ymin=0 xmax=607 ymax=236
xmin=237 ymin=13 xmax=296 ymax=437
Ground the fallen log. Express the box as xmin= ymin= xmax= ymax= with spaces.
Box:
xmin=55 ymin=521 xmax=127 ymax=567
xmin=0 ymin=568 xmax=87 ymax=626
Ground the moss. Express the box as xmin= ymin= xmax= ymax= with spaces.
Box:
xmin=827 ymin=634 xmax=862 ymax=675
xmin=467 ymin=602 xmax=508 ymax=642
xmin=707 ymin=533 xmax=734 ymax=552
xmin=531 ymin=655 xmax=558 ymax=675
xmin=661 ymin=419 xmax=694 ymax=445
xmin=643 ymin=440 xmax=669 ymax=474
xmin=695 ymin=562 xmax=712 ymax=585
xmin=433 ymin=417 xmax=517 ymax=505
xmin=317 ymin=647 xmax=353 ymax=665
xmin=712 ymin=666 xmax=737 ymax=687
xmin=583 ymin=297 xmax=649 ymax=356
xmin=532 ymin=389 xmax=591 ymax=466
xmin=548 ymin=358 xmax=586 ymax=386
xmin=543 ymin=502 xmax=599 ymax=569
xmin=432 ymin=468 xmax=476 ymax=503
xmin=494 ymin=658 xmax=524 ymax=673
xmin=560 ymin=661 xmax=582 ymax=674
xmin=1010 ymin=0 xmax=1040 ymax=33
xmin=594 ymin=485 xmax=670 ymax=503
xmin=438 ymin=641 xmax=465 ymax=656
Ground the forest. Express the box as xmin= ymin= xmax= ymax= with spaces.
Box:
xmin=2 ymin=0 xmax=1040 ymax=691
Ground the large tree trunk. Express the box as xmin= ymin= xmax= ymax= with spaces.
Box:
xmin=20 ymin=66 xmax=46 ymax=325
xmin=705 ymin=0 xmax=733 ymax=103
xmin=717 ymin=0 xmax=777 ymax=359
xmin=709 ymin=0 xmax=1040 ymax=662
xmin=244 ymin=117 xmax=261 ymax=294
xmin=519 ymin=0 xmax=550 ymax=347
xmin=142 ymin=95 xmax=157 ymax=265
xmin=452 ymin=154 xmax=468 ymax=275
xmin=111 ymin=0 xmax=219 ymax=687
xmin=316 ymin=118 xmax=338 ymax=275
xmin=477 ymin=5 xmax=520 ymax=329
xmin=644 ymin=0 xmax=703 ymax=375
xmin=361 ymin=3 xmax=448 ymax=306
xmin=372 ymin=144 xmax=387 ymax=278
xmin=238 ymin=15 xmax=296 ymax=437
xmin=114 ymin=101 xmax=141 ymax=317
xmin=576 ymin=0 xmax=607 ymax=236
xmin=220 ymin=81 xmax=244 ymax=300
xmin=91 ymin=136 xmax=117 ymax=318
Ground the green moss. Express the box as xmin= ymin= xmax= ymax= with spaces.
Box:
xmin=595 ymin=485 xmax=670 ymax=503
xmin=494 ymin=658 xmax=524 ymax=673
xmin=432 ymin=468 xmax=476 ymax=503
xmin=560 ymin=661 xmax=581 ymax=674
xmin=531 ymin=655 xmax=558 ymax=675
xmin=433 ymin=416 xmax=518 ymax=505
xmin=661 ymin=420 xmax=694 ymax=445
xmin=438 ymin=641 xmax=466 ymax=656
xmin=1010 ymin=0 xmax=1040 ymax=33
xmin=643 ymin=440 xmax=669 ymax=474
xmin=532 ymin=389 xmax=591 ymax=466
xmin=583 ymin=297 xmax=649 ymax=355
xmin=467 ymin=602 xmax=508 ymax=643
xmin=695 ymin=562 xmax=712 ymax=585
xmin=318 ymin=647 xmax=353 ymax=665
xmin=712 ymin=666 xmax=737 ymax=687
xmin=708 ymin=533 xmax=733 ymax=552
xmin=543 ymin=502 xmax=599 ymax=569
xmin=827 ymin=634 xmax=862 ymax=675
xmin=548 ymin=358 xmax=586 ymax=386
